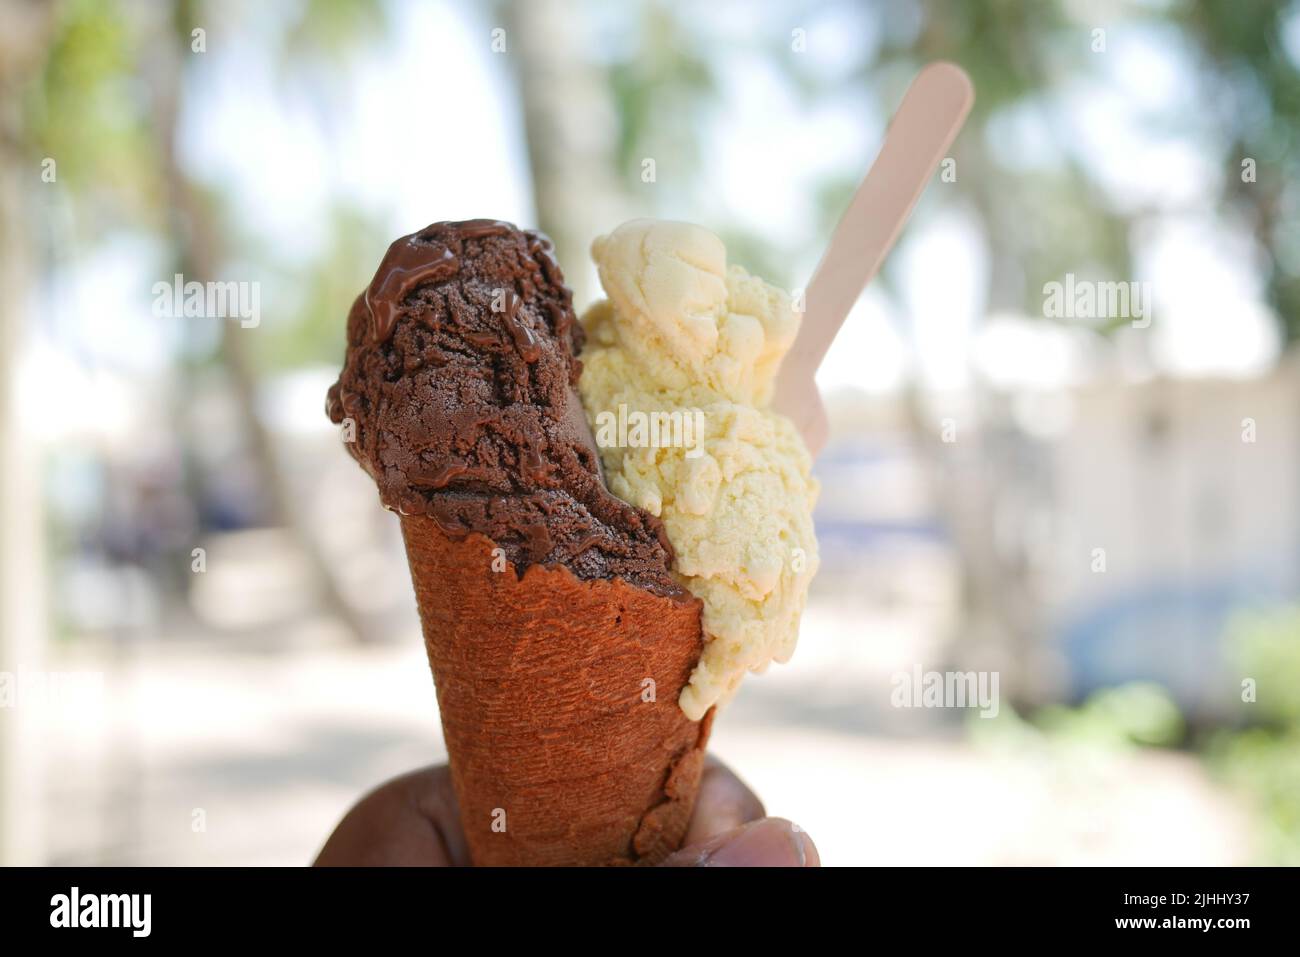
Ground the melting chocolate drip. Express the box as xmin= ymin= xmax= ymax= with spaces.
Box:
xmin=365 ymin=236 xmax=459 ymax=343
xmin=526 ymin=232 xmax=564 ymax=286
xmin=456 ymin=218 xmax=514 ymax=239
xmin=364 ymin=219 xmax=519 ymax=344
xmin=547 ymin=301 xmax=572 ymax=338
xmin=408 ymin=460 xmax=476 ymax=490
xmin=500 ymin=289 xmax=542 ymax=363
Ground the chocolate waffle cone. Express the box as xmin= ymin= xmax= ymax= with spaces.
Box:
xmin=400 ymin=514 xmax=714 ymax=866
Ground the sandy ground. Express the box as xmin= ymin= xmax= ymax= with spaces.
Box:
xmin=24 ymin=600 xmax=1252 ymax=867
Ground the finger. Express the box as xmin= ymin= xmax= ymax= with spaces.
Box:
xmin=314 ymin=766 xmax=469 ymax=867
xmin=661 ymin=818 xmax=820 ymax=867
xmin=410 ymin=765 xmax=471 ymax=866
xmin=680 ymin=755 xmax=766 ymax=847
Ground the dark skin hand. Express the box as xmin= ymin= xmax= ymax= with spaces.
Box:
xmin=315 ymin=755 xmax=819 ymax=867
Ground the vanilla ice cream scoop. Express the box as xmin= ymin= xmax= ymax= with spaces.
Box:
xmin=579 ymin=219 xmax=819 ymax=719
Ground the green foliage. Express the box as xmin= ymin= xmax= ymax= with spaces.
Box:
xmin=971 ymin=681 xmax=1184 ymax=753
xmin=280 ymin=0 xmax=389 ymax=63
xmin=34 ymin=0 xmax=1294 ymax=374
xmin=894 ymin=0 xmax=1074 ymax=113
xmin=1207 ymin=607 xmax=1300 ymax=863
xmin=1224 ymin=607 xmax=1300 ymax=726
xmin=251 ymin=204 xmax=389 ymax=372
xmin=1210 ymin=726 xmax=1300 ymax=865
xmin=1037 ymin=682 xmax=1185 ymax=747
xmin=715 ymin=226 xmax=796 ymax=293
xmin=601 ymin=0 xmax=1295 ymax=341
xmin=888 ymin=1 xmax=1135 ymax=324
xmin=23 ymin=0 xmax=159 ymax=228
xmin=20 ymin=0 xmax=392 ymax=372
xmin=606 ymin=2 xmax=717 ymax=198
xmin=1175 ymin=0 xmax=1300 ymax=339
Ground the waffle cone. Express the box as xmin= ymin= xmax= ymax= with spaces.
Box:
xmin=400 ymin=515 xmax=714 ymax=866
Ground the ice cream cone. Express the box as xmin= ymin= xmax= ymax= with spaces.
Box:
xmin=400 ymin=514 xmax=714 ymax=866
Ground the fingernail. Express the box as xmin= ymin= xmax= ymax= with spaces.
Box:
xmin=698 ymin=819 xmax=818 ymax=867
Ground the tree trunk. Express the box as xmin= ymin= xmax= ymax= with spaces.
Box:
xmin=504 ymin=0 xmax=626 ymax=307
xmin=142 ymin=2 xmax=370 ymax=643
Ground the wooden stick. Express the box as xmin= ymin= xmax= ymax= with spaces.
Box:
xmin=773 ymin=62 xmax=974 ymax=456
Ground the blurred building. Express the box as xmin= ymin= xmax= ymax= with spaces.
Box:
xmin=816 ymin=354 xmax=1300 ymax=719
xmin=1050 ymin=359 xmax=1300 ymax=714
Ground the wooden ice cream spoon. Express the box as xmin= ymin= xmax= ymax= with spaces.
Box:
xmin=773 ymin=62 xmax=975 ymax=456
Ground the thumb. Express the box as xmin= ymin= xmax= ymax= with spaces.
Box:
xmin=660 ymin=818 xmax=819 ymax=867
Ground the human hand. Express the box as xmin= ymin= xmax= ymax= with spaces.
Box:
xmin=314 ymin=755 xmax=818 ymax=867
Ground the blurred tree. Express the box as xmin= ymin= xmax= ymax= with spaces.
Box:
xmin=501 ymin=0 xmax=628 ymax=305
xmin=160 ymin=0 xmax=394 ymax=641
xmin=19 ymin=0 xmax=391 ymax=643
xmin=1180 ymin=0 xmax=1300 ymax=340
xmin=546 ymin=0 xmax=1296 ymax=336
xmin=252 ymin=203 xmax=390 ymax=373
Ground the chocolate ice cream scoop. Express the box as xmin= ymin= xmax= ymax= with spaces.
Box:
xmin=326 ymin=219 xmax=680 ymax=597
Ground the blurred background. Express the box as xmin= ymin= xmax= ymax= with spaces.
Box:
xmin=1 ymin=0 xmax=1298 ymax=866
